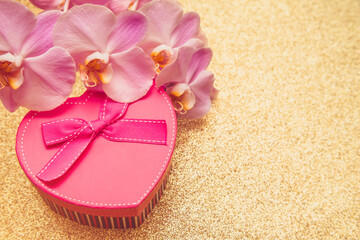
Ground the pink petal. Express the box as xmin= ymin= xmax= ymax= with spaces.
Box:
xmin=103 ymin=47 xmax=155 ymax=102
xmin=72 ymin=0 xmax=111 ymax=5
xmin=21 ymin=10 xmax=62 ymax=58
xmin=0 ymin=87 xmax=18 ymax=112
xmin=29 ymin=0 xmax=64 ymax=10
xmin=182 ymin=38 xmax=206 ymax=49
xmin=210 ymin=85 xmax=219 ymax=101
xmin=0 ymin=1 xmax=36 ymax=54
xmin=137 ymin=0 xmax=152 ymax=9
xmin=0 ymin=32 xmax=10 ymax=53
xmin=140 ymin=0 xmax=183 ymax=45
xmin=138 ymin=39 xmax=163 ymax=55
xmin=155 ymin=46 xmax=195 ymax=87
xmin=53 ymin=4 xmax=116 ymax=63
xmin=14 ymin=47 xmax=75 ymax=111
xmin=107 ymin=0 xmax=133 ymax=14
xmin=187 ymin=47 xmax=212 ymax=83
xmin=184 ymin=70 xmax=214 ymax=119
xmin=106 ymin=11 xmax=147 ymax=53
xmin=197 ymin=30 xmax=208 ymax=46
xmin=170 ymin=12 xmax=200 ymax=48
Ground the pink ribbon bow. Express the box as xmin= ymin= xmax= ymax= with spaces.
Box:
xmin=37 ymin=97 xmax=167 ymax=182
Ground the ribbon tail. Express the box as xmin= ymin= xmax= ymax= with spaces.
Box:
xmin=101 ymin=119 xmax=167 ymax=145
xmin=37 ymin=126 xmax=94 ymax=182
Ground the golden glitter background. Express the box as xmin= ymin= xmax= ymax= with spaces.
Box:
xmin=1 ymin=0 xmax=360 ymax=239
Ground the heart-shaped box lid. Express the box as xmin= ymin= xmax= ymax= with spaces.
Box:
xmin=16 ymin=86 xmax=176 ymax=211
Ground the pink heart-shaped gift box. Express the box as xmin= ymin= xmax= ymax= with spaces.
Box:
xmin=16 ymin=86 xmax=177 ymax=228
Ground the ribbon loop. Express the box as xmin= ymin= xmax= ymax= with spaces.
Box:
xmin=42 ymin=118 xmax=87 ymax=147
xmin=37 ymin=96 xmax=167 ymax=182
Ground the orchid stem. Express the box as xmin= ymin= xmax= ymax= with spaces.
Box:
xmin=63 ymin=0 xmax=70 ymax=12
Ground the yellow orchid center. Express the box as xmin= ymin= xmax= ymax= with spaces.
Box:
xmin=0 ymin=61 xmax=23 ymax=90
xmin=151 ymin=44 xmax=175 ymax=74
xmin=79 ymin=52 xmax=113 ymax=88
xmin=169 ymin=83 xmax=195 ymax=114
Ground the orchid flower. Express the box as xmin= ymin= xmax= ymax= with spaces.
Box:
xmin=0 ymin=1 xmax=75 ymax=112
xmin=53 ymin=4 xmax=155 ymax=103
xmin=30 ymin=0 xmax=110 ymax=12
xmin=107 ymin=0 xmax=152 ymax=15
xmin=156 ymin=46 xmax=214 ymax=119
xmin=139 ymin=0 xmax=206 ymax=74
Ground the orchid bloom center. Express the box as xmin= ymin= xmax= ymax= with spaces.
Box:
xmin=128 ymin=0 xmax=139 ymax=10
xmin=151 ymin=44 xmax=175 ymax=74
xmin=168 ymin=83 xmax=196 ymax=114
xmin=79 ymin=52 xmax=113 ymax=88
xmin=0 ymin=53 xmax=23 ymax=90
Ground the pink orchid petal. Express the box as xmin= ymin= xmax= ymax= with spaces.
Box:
xmin=107 ymin=0 xmax=133 ymax=14
xmin=138 ymin=39 xmax=163 ymax=55
xmin=72 ymin=51 xmax=95 ymax=70
xmin=14 ymin=47 xmax=75 ymax=111
xmin=197 ymin=30 xmax=208 ymax=46
xmin=187 ymin=47 xmax=212 ymax=83
xmin=170 ymin=12 xmax=200 ymax=48
xmin=210 ymin=85 xmax=219 ymax=101
xmin=185 ymin=70 xmax=214 ymax=119
xmin=53 ymin=4 xmax=116 ymax=62
xmin=182 ymin=38 xmax=206 ymax=49
xmin=0 ymin=87 xmax=18 ymax=112
xmin=0 ymin=32 xmax=10 ymax=53
xmin=72 ymin=0 xmax=111 ymax=5
xmin=137 ymin=0 xmax=152 ymax=9
xmin=107 ymin=11 xmax=147 ymax=53
xmin=67 ymin=1 xmax=75 ymax=9
xmin=103 ymin=47 xmax=155 ymax=102
xmin=21 ymin=11 xmax=62 ymax=58
xmin=155 ymin=46 xmax=195 ymax=87
xmin=0 ymin=1 xmax=36 ymax=54
xmin=29 ymin=0 xmax=63 ymax=10
xmin=140 ymin=0 xmax=183 ymax=45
